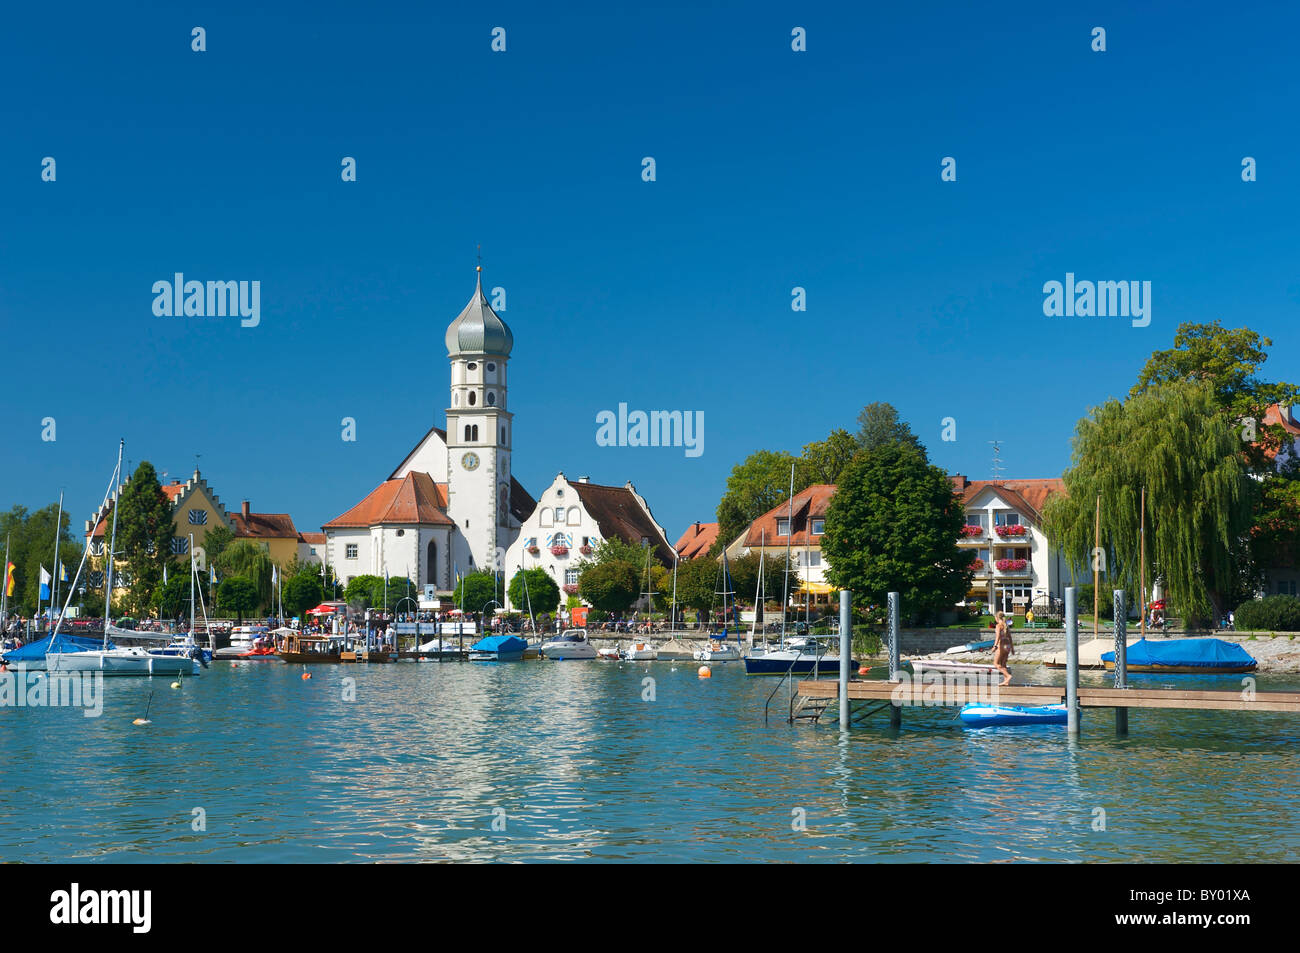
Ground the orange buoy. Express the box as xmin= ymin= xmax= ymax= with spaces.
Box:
xmin=698 ymin=665 xmax=712 ymax=678
xmin=858 ymin=665 xmax=871 ymax=675
xmin=301 ymin=672 xmax=312 ymax=680
xmin=132 ymin=718 xmax=150 ymax=726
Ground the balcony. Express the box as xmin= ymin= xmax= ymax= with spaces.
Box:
xmin=994 ymin=558 xmax=1031 ymax=575
xmin=994 ymin=525 xmax=1028 ymax=539
xmin=960 ymin=525 xmax=985 ymax=540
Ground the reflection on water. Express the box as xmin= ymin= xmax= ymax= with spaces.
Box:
xmin=2 ymin=661 xmax=1298 ymax=862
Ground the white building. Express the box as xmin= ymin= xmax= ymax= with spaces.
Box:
xmin=322 ymin=269 xmax=536 ymax=590
xmin=502 ymin=473 xmax=675 ymax=609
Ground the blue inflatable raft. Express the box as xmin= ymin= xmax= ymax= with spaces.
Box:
xmin=960 ymin=703 xmax=1068 ymax=727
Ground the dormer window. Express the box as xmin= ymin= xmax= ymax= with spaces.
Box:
xmin=777 ymin=519 xmax=791 ymax=536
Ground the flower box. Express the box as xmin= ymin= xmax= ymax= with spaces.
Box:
xmin=579 ymin=545 xmax=592 ymax=555
xmin=550 ymin=546 xmax=569 ymax=557
xmin=563 ymin=583 xmax=579 ymax=595
xmin=970 ymin=558 xmax=985 ymax=570
xmin=995 ymin=558 xmax=1028 ymax=571
xmin=995 ymin=525 xmax=1027 ymax=538
xmin=960 ymin=525 xmax=984 ymax=538
xmin=527 ymin=546 xmax=540 ymax=556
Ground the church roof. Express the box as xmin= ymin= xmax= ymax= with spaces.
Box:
xmin=570 ymin=480 xmax=675 ymax=565
xmin=323 ymin=472 xmax=454 ymax=528
xmin=445 ymin=270 xmax=513 ymax=357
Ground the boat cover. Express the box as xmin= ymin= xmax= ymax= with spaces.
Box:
xmin=1 ymin=632 xmax=114 ymax=661
xmin=1101 ymin=638 xmax=1256 ymax=668
xmin=469 ymin=635 xmax=527 ymax=653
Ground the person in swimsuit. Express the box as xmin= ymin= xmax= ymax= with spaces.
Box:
xmin=993 ymin=610 xmax=1013 ymax=686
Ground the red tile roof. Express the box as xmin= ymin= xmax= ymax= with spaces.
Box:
xmin=231 ymin=512 xmax=300 ymax=539
xmin=323 ymin=472 xmax=454 ymax=528
xmin=1261 ymin=404 xmax=1300 ymax=460
xmin=163 ymin=482 xmax=185 ymax=502
xmin=298 ymin=531 xmax=327 ymax=544
xmin=742 ymin=485 xmax=837 ymax=548
xmin=570 ymin=480 xmax=675 ymax=565
xmin=956 ymin=478 xmax=1066 ymax=524
xmin=675 ymin=521 xmax=719 ymax=559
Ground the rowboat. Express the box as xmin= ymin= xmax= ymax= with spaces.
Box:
xmin=960 ymin=703 xmax=1067 ymax=727
xmin=945 ymin=638 xmax=995 ymax=655
xmin=908 ymin=658 xmax=1003 ymax=677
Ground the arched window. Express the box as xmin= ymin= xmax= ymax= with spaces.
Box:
xmin=469 ymin=391 xmax=477 ymax=406
xmin=464 ymin=425 xmax=473 ymax=442
xmin=471 ymin=425 xmax=480 ymax=441
xmin=427 ymin=541 xmax=437 ymax=586
xmin=486 ymin=391 xmax=495 ymax=406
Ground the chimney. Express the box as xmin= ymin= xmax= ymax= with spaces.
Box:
xmin=695 ymin=521 xmax=701 ymax=534
xmin=578 ymin=476 xmax=589 ymax=483
xmin=242 ymin=500 xmax=251 ymax=521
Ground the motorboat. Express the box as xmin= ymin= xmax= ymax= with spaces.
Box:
xmin=960 ymin=703 xmax=1067 ymax=727
xmin=744 ymin=637 xmax=853 ymax=676
xmin=1101 ymin=638 xmax=1257 ymax=674
xmin=417 ymin=637 xmax=469 ymax=660
xmin=468 ymin=634 xmax=527 ymax=662
xmin=597 ymin=646 xmax=621 ymax=661
xmin=214 ymin=625 xmax=270 ymax=660
xmin=694 ymin=640 xmax=742 ymax=662
xmin=622 ymin=642 xmax=658 ymax=661
xmin=540 ymin=629 xmax=597 ymax=660
xmin=148 ymin=639 xmax=213 ymax=666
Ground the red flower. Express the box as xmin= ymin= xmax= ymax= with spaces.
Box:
xmin=961 ymin=524 xmax=984 ymax=537
xmin=563 ymin=583 xmax=579 ymax=595
xmin=550 ymin=545 xmax=569 ymax=557
xmin=995 ymin=525 xmax=1026 ymax=538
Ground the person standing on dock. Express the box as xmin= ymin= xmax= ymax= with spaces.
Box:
xmin=993 ymin=611 xmax=1014 ymax=686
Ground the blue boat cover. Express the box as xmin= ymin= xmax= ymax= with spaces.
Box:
xmin=469 ymin=635 xmax=527 ymax=653
xmin=1101 ymin=638 xmax=1256 ymax=668
xmin=1 ymin=632 xmax=113 ymax=662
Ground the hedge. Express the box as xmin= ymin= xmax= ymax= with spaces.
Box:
xmin=1234 ymin=595 xmax=1300 ymax=632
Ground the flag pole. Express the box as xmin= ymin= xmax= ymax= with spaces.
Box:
xmin=1 ymin=534 xmax=10 ymax=626
xmin=51 ymin=490 xmax=64 ymax=620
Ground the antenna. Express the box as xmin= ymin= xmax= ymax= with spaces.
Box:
xmin=988 ymin=440 xmax=1006 ymax=481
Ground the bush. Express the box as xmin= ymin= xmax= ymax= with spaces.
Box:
xmin=1234 ymin=595 xmax=1300 ymax=632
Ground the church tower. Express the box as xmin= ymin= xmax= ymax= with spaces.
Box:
xmin=444 ymin=265 xmax=515 ymax=575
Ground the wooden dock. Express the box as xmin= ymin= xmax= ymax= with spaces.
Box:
xmin=794 ymin=678 xmax=1300 ymax=722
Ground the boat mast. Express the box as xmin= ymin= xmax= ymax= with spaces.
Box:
xmin=1139 ymin=486 xmax=1146 ymax=639
xmin=669 ymin=550 xmax=678 ymax=634
xmin=103 ymin=440 xmax=124 ymax=650
xmin=50 ymin=490 xmax=64 ymax=624
xmin=1093 ymin=494 xmax=1101 ymax=643
xmin=750 ymin=530 xmax=764 ymax=652
xmin=189 ymin=532 xmax=196 ymax=642
xmin=51 ymin=451 xmax=121 ymax=645
xmin=780 ymin=464 xmax=794 ymax=646
xmin=1 ymin=534 xmax=9 ymax=629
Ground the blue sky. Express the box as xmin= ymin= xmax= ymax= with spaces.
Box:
xmin=2 ymin=1 xmax=1297 ymax=544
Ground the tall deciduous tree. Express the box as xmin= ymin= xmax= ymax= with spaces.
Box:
xmin=217 ymin=576 xmax=259 ymax=624
xmin=796 ymin=429 xmax=860 ymax=486
xmin=1044 ymin=381 xmax=1252 ymax=626
xmin=283 ymin=572 xmax=324 ymax=619
xmin=854 ymin=402 xmax=924 ymax=455
xmin=716 ymin=449 xmax=804 ymax=546
xmin=508 ymin=567 xmax=560 ymax=613
xmin=822 ymin=442 xmax=971 ymax=621
xmin=578 ymin=560 xmax=640 ymax=613
xmin=115 ymin=462 xmax=174 ymax=616
xmin=215 ymin=541 xmax=274 ymax=610
xmin=451 ymin=571 xmax=498 ymax=613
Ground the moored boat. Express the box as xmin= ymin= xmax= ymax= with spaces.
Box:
xmin=540 ymin=629 xmax=597 ymax=660
xmin=1101 ymin=638 xmax=1257 ymax=674
xmin=468 ymin=634 xmax=527 ymax=662
xmin=960 ymin=703 xmax=1067 ymax=727
xmin=622 ymin=641 xmax=658 ymax=660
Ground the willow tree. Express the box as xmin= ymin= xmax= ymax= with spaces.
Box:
xmin=1044 ymin=381 xmax=1253 ymax=626
xmin=214 ymin=540 xmax=275 ymax=611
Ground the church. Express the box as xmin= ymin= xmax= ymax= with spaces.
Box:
xmin=322 ymin=267 xmax=537 ymax=591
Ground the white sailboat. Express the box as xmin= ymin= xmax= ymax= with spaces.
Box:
xmin=695 ymin=550 xmax=742 ymax=662
xmin=47 ymin=441 xmax=199 ymax=677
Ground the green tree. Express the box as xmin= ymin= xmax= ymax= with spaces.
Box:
xmin=796 ymin=429 xmax=861 ymax=486
xmin=215 ymin=541 xmax=274 ymax=610
xmin=114 ymin=462 xmax=174 ymax=617
xmin=152 ymin=562 xmax=195 ymax=619
xmin=855 ymin=402 xmax=924 ymax=454
xmin=200 ymin=524 xmax=235 ymax=566
xmin=217 ymin=576 xmax=260 ymax=623
xmin=716 ymin=449 xmax=804 ymax=546
xmin=344 ymin=574 xmax=384 ymax=608
xmin=822 ymin=441 xmax=972 ymax=622
xmin=508 ymin=567 xmax=561 ymax=613
xmin=1043 ymin=381 xmax=1252 ymax=627
xmin=671 ymin=556 xmax=717 ymax=612
xmin=283 ymin=573 xmax=324 ymax=619
xmin=451 ymin=571 xmax=499 ymax=613
xmin=578 ymin=560 xmax=640 ymax=613
xmin=728 ymin=549 xmax=790 ymax=607
xmin=0 ymin=503 xmax=84 ymax=616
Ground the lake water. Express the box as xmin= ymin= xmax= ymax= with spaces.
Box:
xmin=3 ymin=660 xmax=1298 ymax=862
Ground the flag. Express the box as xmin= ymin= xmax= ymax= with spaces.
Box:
xmin=272 ymin=565 xmax=278 ymax=585
xmin=211 ymin=566 xmax=219 ymax=584
xmin=4 ymin=562 xmax=14 ymax=598
xmin=59 ymin=562 xmax=68 ymax=583
xmin=39 ymin=565 xmax=51 ymax=601
xmin=163 ymin=563 xmax=168 ymax=585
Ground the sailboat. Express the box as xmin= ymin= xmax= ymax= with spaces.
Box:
xmin=622 ymin=547 xmax=660 ymax=660
xmin=148 ymin=537 xmax=212 ymax=665
xmin=695 ymin=551 xmax=742 ymax=661
xmin=47 ymin=442 xmax=200 ymax=677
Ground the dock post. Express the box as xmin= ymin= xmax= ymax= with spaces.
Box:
xmin=887 ymin=591 xmax=901 ymax=728
xmin=1065 ymin=586 xmax=1079 ymax=738
xmin=1113 ymin=589 xmax=1128 ymax=736
xmin=839 ymin=589 xmax=852 ymax=730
